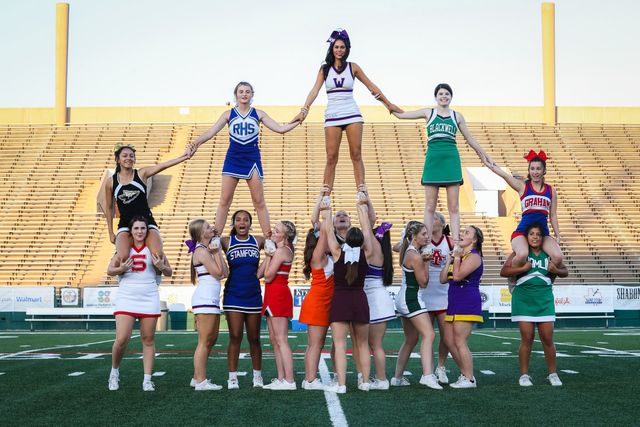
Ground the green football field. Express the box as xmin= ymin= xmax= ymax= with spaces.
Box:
xmin=1 ymin=328 xmax=638 ymax=426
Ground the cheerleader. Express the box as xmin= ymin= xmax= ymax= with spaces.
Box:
xmin=186 ymin=219 xmax=229 ymax=391
xmin=102 ymin=143 xmax=193 ymax=264
xmin=220 ymin=210 xmax=265 ymax=389
xmin=299 ymin=194 xmax=334 ymax=390
xmin=324 ymin=200 xmax=374 ymax=394
xmin=106 ymin=216 xmax=173 ymax=392
xmin=392 ymin=83 xmax=494 ymax=252
xmin=500 ymin=223 xmax=568 ymax=387
xmin=391 ymin=221 xmax=442 ymax=390
xmin=293 ymin=29 xmax=401 ymax=196
xmin=486 ymin=150 xmax=564 ymax=269
xmin=440 ymin=225 xmax=485 ymax=389
xmin=357 ymin=194 xmax=395 ymax=390
xmin=189 ymin=82 xmax=300 ymax=246
xmin=258 ymin=220 xmax=297 ymax=390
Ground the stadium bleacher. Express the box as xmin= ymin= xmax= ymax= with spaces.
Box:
xmin=0 ymin=122 xmax=638 ymax=287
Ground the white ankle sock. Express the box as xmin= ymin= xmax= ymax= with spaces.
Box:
xmin=253 ymin=370 xmax=262 ymax=378
xmin=143 ymin=374 xmax=152 ymax=382
xmin=229 ymin=371 xmax=238 ymax=381
xmin=110 ymin=367 xmax=119 ymax=377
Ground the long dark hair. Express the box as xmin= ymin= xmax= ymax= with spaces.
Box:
xmin=230 ymin=210 xmax=252 ymax=236
xmin=322 ymin=37 xmax=351 ymax=79
xmin=344 ymin=227 xmax=364 ymax=285
xmin=302 ymin=228 xmax=319 ymax=280
xmin=374 ymin=228 xmax=394 ymax=286
xmin=469 ymin=225 xmax=484 ymax=257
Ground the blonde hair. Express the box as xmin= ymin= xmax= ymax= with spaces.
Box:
xmin=188 ymin=219 xmax=207 ymax=285
xmin=400 ymin=221 xmax=425 ymax=267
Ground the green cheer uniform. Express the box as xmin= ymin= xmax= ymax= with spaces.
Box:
xmin=511 ymin=249 xmax=555 ymax=322
xmin=422 ymin=110 xmax=463 ymax=186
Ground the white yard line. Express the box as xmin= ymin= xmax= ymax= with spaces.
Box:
xmin=474 ymin=331 xmax=639 ymax=357
xmin=319 ymin=354 xmax=348 ymax=427
xmin=0 ymin=336 xmax=138 ymax=360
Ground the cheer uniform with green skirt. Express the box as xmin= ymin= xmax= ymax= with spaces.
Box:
xmin=422 ymin=110 xmax=463 ymax=186
xmin=511 ymin=249 xmax=555 ymax=323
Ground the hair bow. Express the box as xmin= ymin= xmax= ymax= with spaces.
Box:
xmin=374 ymin=222 xmax=393 ymax=240
xmin=342 ymin=243 xmax=361 ymax=264
xmin=184 ymin=239 xmax=197 ymax=253
xmin=524 ymin=150 xmax=548 ymax=162
xmin=113 ymin=143 xmax=136 ymax=153
xmin=327 ymin=28 xmax=349 ymax=43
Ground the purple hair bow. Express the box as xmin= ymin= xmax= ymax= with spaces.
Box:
xmin=374 ymin=222 xmax=393 ymax=240
xmin=327 ymin=28 xmax=349 ymax=43
xmin=185 ymin=239 xmax=197 ymax=253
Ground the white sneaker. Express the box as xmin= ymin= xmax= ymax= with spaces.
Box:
xmin=390 ymin=376 xmax=411 ymax=386
xmin=321 ymin=195 xmax=331 ymax=208
xmin=264 ymin=239 xmax=277 ymax=256
xmin=208 ymin=236 xmax=221 ymax=251
xmin=548 ymin=373 xmax=563 ymax=386
xmin=195 ymin=379 xmax=223 ymax=391
xmin=419 ymin=374 xmax=444 ymax=390
xmin=356 ymin=191 xmax=367 ymax=201
xmin=269 ymin=380 xmax=296 ymax=391
xmin=369 ymin=379 xmax=389 ymax=390
xmin=189 ymin=378 xmax=196 ymax=388
xmin=108 ymin=375 xmax=119 ymax=391
xmin=142 ymin=381 xmax=155 ymax=392
xmin=325 ymin=383 xmax=346 ymax=394
xmin=435 ymin=366 xmax=449 ymax=384
xmin=519 ymin=374 xmax=533 ymax=387
xmin=252 ymin=376 xmax=264 ymax=388
xmin=357 ymin=372 xmax=363 ymax=387
xmin=227 ymin=378 xmax=239 ymax=390
xmin=301 ymin=378 xmax=325 ymax=390
xmin=449 ymin=375 xmax=477 ymax=389
xmin=357 ymin=382 xmax=370 ymax=391
xmin=262 ymin=378 xmax=282 ymax=390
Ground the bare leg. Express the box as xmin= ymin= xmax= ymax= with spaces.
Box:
xmin=542 ymin=236 xmax=565 ymax=268
xmin=305 ymin=325 xmax=328 ymax=382
xmin=245 ymin=313 xmax=263 ymax=370
xmin=352 ymin=322 xmax=371 ymax=384
xmin=139 ymin=316 xmax=158 ymax=375
xmin=518 ymin=321 xmax=535 ymax=375
xmin=349 ymin=323 xmax=361 ymax=377
xmin=409 ymin=313 xmax=436 ymax=376
xmin=394 ymin=317 xmax=418 ymax=378
xmin=193 ymin=314 xmax=220 ymax=382
xmin=323 ymin=127 xmax=343 ymax=191
xmin=331 ymin=322 xmax=349 ymax=386
xmin=112 ymin=315 xmax=135 ymax=369
xmin=115 ymin=232 xmax=133 ymax=263
xmin=214 ymin=176 xmax=240 ymax=235
xmin=146 ymin=228 xmax=164 ymax=258
xmin=344 ymin=122 xmax=365 ymax=188
xmin=451 ymin=321 xmax=474 ymax=378
xmin=267 ymin=317 xmax=283 ymax=379
xmin=537 ymin=322 xmax=557 ymax=374
xmin=445 ymin=185 xmax=460 ymax=244
xmin=424 ymin=186 xmax=439 ymax=241
xmin=511 ymin=235 xmax=530 ymax=267
xmin=368 ymin=322 xmax=388 ymax=380
xmin=225 ymin=311 xmax=244 ymax=372
xmin=432 ymin=312 xmax=451 ymax=368
xmin=246 ymin=173 xmax=271 ymax=237
xmin=271 ymin=317 xmax=294 ymax=382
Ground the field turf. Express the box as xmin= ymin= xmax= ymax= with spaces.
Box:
xmin=1 ymin=328 xmax=638 ymax=426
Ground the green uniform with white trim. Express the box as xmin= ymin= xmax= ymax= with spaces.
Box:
xmin=511 ymin=249 xmax=555 ymax=322
xmin=422 ymin=110 xmax=463 ymax=186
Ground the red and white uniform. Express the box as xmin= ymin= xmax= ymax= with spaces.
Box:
xmin=113 ymin=244 xmax=160 ymax=318
xmin=262 ymin=249 xmax=293 ymax=318
xmin=420 ymin=235 xmax=453 ymax=312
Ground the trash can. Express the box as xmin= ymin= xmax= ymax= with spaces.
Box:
xmin=156 ymin=301 xmax=168 ymax=331
xmin=169 ymin=303 xmax=187 ymax=330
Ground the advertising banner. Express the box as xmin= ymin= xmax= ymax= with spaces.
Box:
xmin=83 ymin=287 xmax=118 ymax=308
xmin=0 ymin=287 xmax=55 ymax=311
